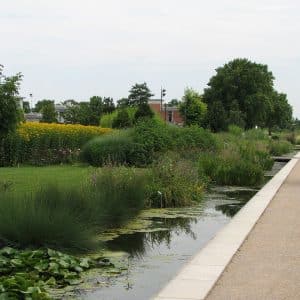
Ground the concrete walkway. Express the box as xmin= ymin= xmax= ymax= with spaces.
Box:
xmin=206 ymin=159 xmax=300 ymax=300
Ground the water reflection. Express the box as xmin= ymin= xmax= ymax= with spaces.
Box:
xmin=106 ymin=188 xmax=257 ymax=258
xmin=107 ymin=217 xmax=197 ymax=257
xmin=214 ymin=189 xmax=257 ymax=217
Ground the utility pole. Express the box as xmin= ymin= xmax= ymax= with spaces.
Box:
xmin=160 ymin=87 xmax=166 ymax=111
xmin=29 ymin=93 xmax=33 ymax=112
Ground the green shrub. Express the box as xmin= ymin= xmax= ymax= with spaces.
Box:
xmin=134 ymin=103 xmax=154 ymax=122
xmin=112 ymin=109 xmax=132 ymax=129
xmin=0 ymin=167 xmax=146 ymax=250
xmin=268 ymin=140 xmax=293 ymax=156
xmin=170 ymin=126 xmax=218 ymax=151
xmin=228 ymin=125 xmax=244 ymax=136
xmin=80 ymin=131 xmax=150 ymax=167
xmin=244 ymin=128 xmax=268 ymax=140
xmin=198 ymin=151 xmax=265 ymax=186
xmin=100 ymin=107 xmax=137 ymax=128
xmin=133 ymin=119 xmax=173 ymax=154
xmin=146 ymin=153 xmax=204 ymax=207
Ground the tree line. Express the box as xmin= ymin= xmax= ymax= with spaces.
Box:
xmin=0 ymin=58 xmax=294 ymax=134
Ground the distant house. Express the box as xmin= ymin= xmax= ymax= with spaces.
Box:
xmin=148 ymin=99 xmax=184 ymax=125
xmin=24 ymin=112 xmax=42 ymax=122
xmin=55 ymin=104 xmax=67 ymax=123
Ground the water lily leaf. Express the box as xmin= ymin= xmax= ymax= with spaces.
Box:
xmin=34 ymin=262 xmax=49 ymax=272
xmin=11 ymin=259 xmax=23 ymax=267
xmin=79 ymin=258 xmax=90 ymax=268
xmin=65 ymin=278 xmax=83 ymax=285
xmin=0 ymin=247 xmax=16 ymax=256
xmin=45 ymin=277 xmax=56 ymax=286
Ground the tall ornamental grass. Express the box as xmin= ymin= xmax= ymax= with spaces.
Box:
xmin=0 ymin=167 xmax=146 ymax=251
xmin=146 ymin=153 xmax=205 ymax=207
xmin=80 ymin=131 xmax=150 ymax=167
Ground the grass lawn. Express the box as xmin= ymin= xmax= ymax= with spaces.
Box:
xmin=0 ymin=165 xmax=95 ymax=195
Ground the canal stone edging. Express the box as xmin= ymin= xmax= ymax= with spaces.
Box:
xmin=153 ymin=154 xmax=299 ymax=300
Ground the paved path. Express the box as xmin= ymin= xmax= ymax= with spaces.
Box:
xmin=206 ymin=159 xmax=300 ymax=300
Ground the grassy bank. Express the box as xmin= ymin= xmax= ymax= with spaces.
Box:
xmin=0 ymin=165 xmax=93 ymax=195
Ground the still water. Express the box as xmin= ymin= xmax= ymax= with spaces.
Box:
xmin=82 ymin=162 xmax=286 ymax=300
xmin=81 ymin=188 xmax=255 ymax=300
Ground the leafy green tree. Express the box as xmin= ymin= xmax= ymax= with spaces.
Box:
xmin=134 ymin=103 xmax=154 ymax=122
xmin=89 ymin=96 xmax=103 ymax=125
xmin=103 ymin=97 xmax=115 ymax=113
xmin=0 ymin=65 xmax=23 ymax=137
xmin=128 ymin=82 xmax=153 ymax=106
xmin=63 ymin=103 xmax=88 ymax=125
xmin=63 ymin=99 xmax=78 ymax=106
xmin=266 ymin=91 xmax=293 ymax=134
xmin=117 ymin=98 xmax=129 ymax=108
xmin=41 ymin=102 xmax=57 ymax=123
xmin=203 ymin=58 xmax=275 ymax=131
xmin=112 ymin=109 xmax=132 ymax=128
xmin=227 ymin=100 xmax=246 ymax=128
xmin=34 ymin=99 xmax=55 ymax=113
xmin=76 ymin=102 xmax=93 ymax=125
xmin=63 ymin=105 xmax=80 ymax=124
xmin=168 ymin=99 xmax=181 ymax=107
xmin=179 ymin=88 xmax=207 ymax=126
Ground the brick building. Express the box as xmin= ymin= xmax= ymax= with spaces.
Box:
xmin=148 ymin=99 xmax=184 ymax=125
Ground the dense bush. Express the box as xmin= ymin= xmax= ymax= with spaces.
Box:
xmin=169 ymin=126 xmax=218 ymax=151
xmin=133 ymin=119 xmax=173 ymax=154
xmin=198 ymin=152 xmax=264 ymax=186
xmin=100 ymin=107 xmax=137 ymax=128
xmin=80 ymin=131 xmax=150 ymax=167
xmin=146 ymin=153 xmax=204 ymax=207
xmin=268 ymin=140 xmax=293 ymax=156
xmin=0 ymin=123 xmax=112 ymax=166
xmin=134 ymin=103 xmax=154 ymax=121
xmin=133 ymin=119 xmax=217 ymax=153
xmin=112 ymin=109 xmax=132 ymax=128
xmin=0 ymin=167 xmax=146 ymax=250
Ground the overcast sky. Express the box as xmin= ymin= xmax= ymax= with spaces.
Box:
xmin=1 ymin=0 xmax=299 ymax=116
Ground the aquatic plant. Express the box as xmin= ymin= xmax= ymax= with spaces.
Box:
xmin=0 ymin=247 xmax=115 ymax=299
xmin=0 ymin=167 xmax=146 ymax=250
xmin=146 ymin=153 xmax=204 ymax=207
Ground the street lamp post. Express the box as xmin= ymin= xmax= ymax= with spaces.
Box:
xmin=29 ymin=93 xmax=33 ymax=112
xmin=160 ymin=87 xmax=166 ymax=111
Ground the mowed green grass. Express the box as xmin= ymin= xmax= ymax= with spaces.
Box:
xmin=0 ymin=165 xmax=95 ymax=195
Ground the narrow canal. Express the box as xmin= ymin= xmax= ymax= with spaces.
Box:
xmin=78 ymin=162 xmax=286 ymax=300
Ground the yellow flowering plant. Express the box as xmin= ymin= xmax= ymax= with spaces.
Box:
xmin=1 ymin=123 xmax=112 ymax=165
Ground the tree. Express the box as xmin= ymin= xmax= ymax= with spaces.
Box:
xmin=266 ymin=91 xmax=293 ymax=134
xmin=103 ymin=97 xmax=115 ymax=113
xmin=203 ymin=58 xmax=275 ymax=131
xmin=63 ymin=99 xmax=78 ymax=106
xmin=179 ymin=88 xmax=207 ymax=126
xmin=112 ymin=109 xmax=132 ymax=128
xmin=89 ymin=96 xmax=103 ymax=125
xmin=128 ymin=82 xmax=153 ymax=106
xmin=34 ymin=99 xmax=55 ymax=113
xmin=168 ymin=99 xmax=181 ymax=107
xmin=117 ymin=98 xmax=129 ymax=108
xmin=0 ymin=65 xmax=23 ymax=137
xmin=41 ymin=102 xmax=57 ymax=123
xmin=134 ymin=103 xmax=154 ymax=122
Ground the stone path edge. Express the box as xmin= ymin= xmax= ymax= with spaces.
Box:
xmin=153 ymin=155 xmax=299 ymax=300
